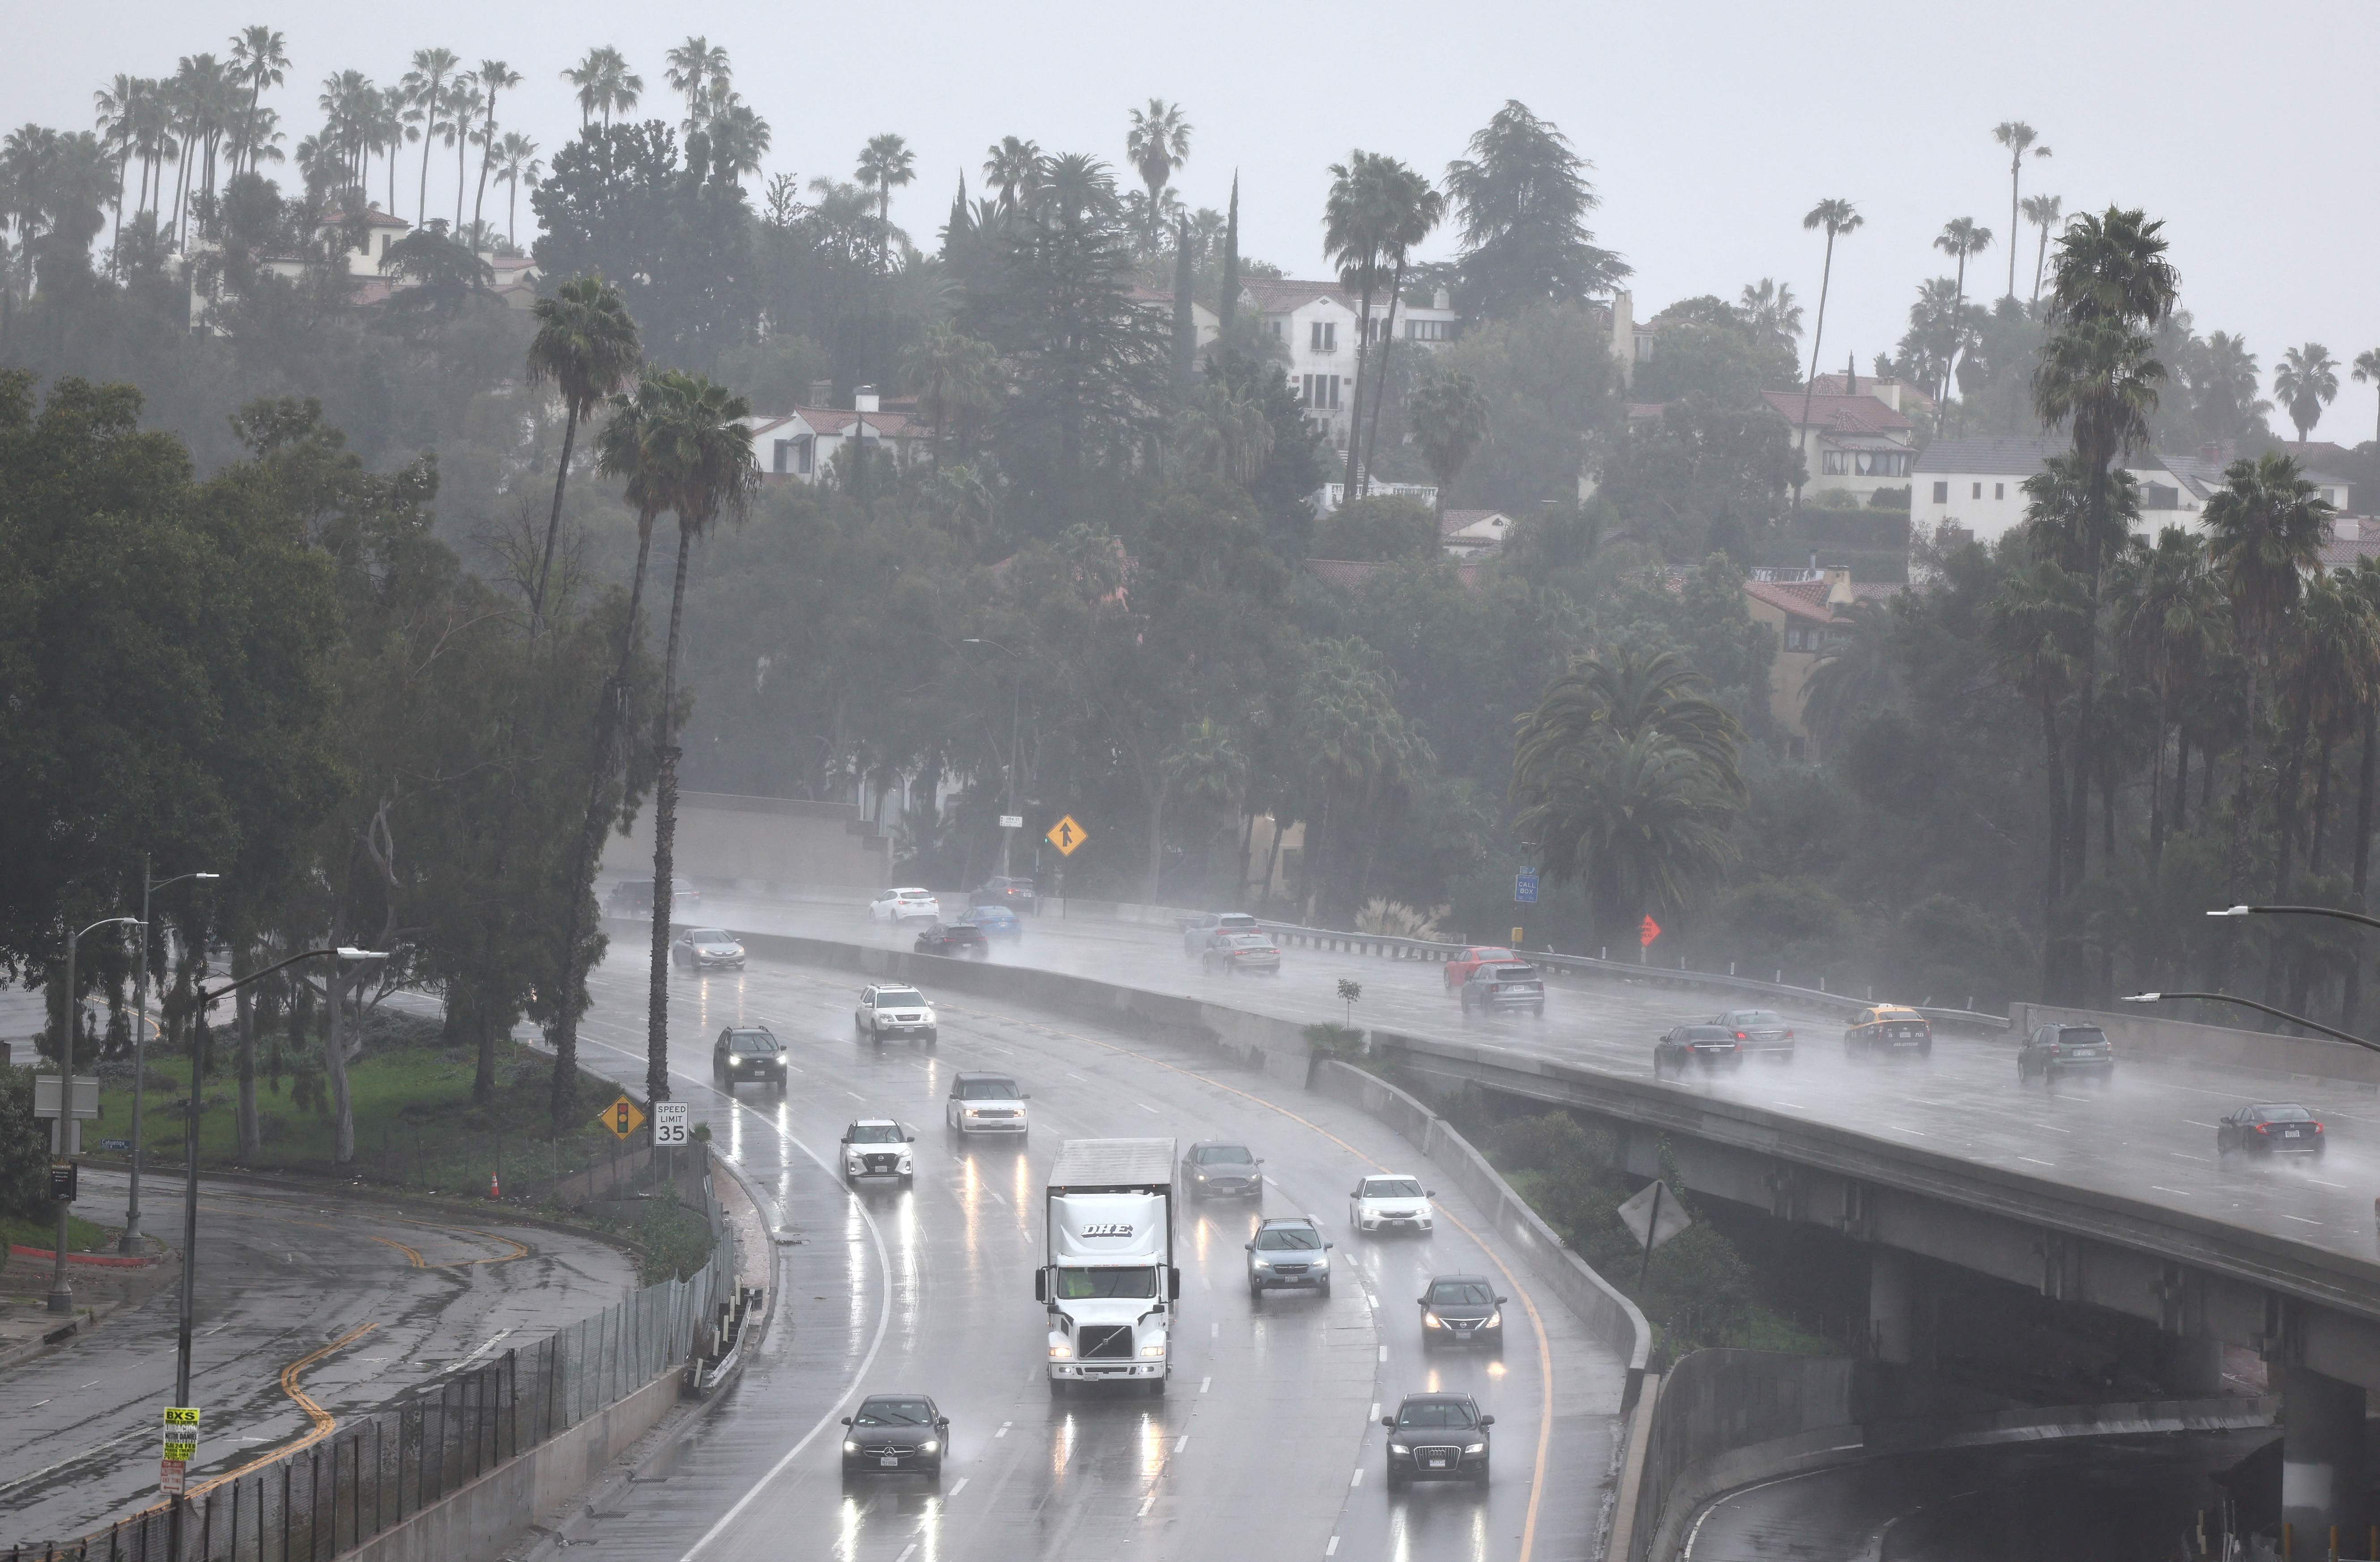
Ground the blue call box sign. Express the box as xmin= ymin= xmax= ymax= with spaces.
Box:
xmin=1514 ymin=872 xmax=1539 ymax=905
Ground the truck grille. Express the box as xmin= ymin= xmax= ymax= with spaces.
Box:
xmin=1077 ymin=1324 xmax=1132 ymax=1359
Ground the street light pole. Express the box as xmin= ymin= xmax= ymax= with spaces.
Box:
xmin=53 ymin=915 xmax=143 ymax=1313
xmin=124 ymin=864 xmax=218 ymax=1254
xmin=963 ymin=638 xmax=1025 ymax=877
xmin=2118 ymin=991 xmax=2379 ymax=1054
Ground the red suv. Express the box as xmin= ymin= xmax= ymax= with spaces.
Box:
xmin=1443 ymin=946 xmax=1515 ymax=992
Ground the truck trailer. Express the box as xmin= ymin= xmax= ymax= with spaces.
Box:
xmin=1036 ymin=1137 xmax=1180 ymax=1395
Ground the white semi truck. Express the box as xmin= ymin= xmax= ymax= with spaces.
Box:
xmin=1036 ymin=1137 xmax=1181 ymax=1396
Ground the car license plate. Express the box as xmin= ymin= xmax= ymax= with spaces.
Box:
xmin=1427 ymin=1458 xmax=1448 ymax=1468
xmin=2285 ymin=1127 xmax=2303 ymax=1137
xmin=880 ymin=1455 xmax=899 ymax=1467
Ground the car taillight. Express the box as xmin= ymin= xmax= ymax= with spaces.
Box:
xmin=1784 ymin=1030 xmax=1796 ymax=1040
xmin=1734 ymin=1031 xmax=1747 ymax=1040
xmin=2254 ymin=1124 xmax=2271 ymax=1135
xmin=2314 ymin=1122 xmax=2325 ymax=1133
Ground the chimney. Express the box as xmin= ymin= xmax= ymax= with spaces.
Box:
xmin=853 ymin=385 xmax=880 ymax=414
xmin=1433 ymin=288 xmax=1450 ymax=311
xmin=808 ymin=379 xmax=834 ymax=407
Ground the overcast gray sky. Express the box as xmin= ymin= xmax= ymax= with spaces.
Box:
xmin=18 ymin=0 xmax=2379 ymax=444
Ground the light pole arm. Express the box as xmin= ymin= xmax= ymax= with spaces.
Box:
xmin=192 ymin=946 xmax=356 ymax=1007
xmin=2121 ymin=991 xmax=2379 ymax=1054
xmin=2213 ymin=905 xmax=2380 ymax=935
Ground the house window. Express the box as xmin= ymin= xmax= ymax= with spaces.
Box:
xmin=1972 ymin=482 xmax=1984 ymax=499
xmin=1932 ymin=481 xmax=1949 ymax=504
xmin=1994 ymin=482 xmax=2005 ymax=499
xmin=793 ymin=435 xmax=814 ymax=474
xmin=1310 ymin=321 xmax=1337 ymax=351
xmin=2141 ymin=482 xmax=2180 ymax=510
xmin=1405 ymin=319 xmax=1452 ymax=342
xmin=1822 ymin=451 xmax=1850 ymax=475
xmin=772 ymin=439 xmax=792 ymax=475
xmin=1269 ymin=319 xmax=1284 ymax=339
xmin=1854 ymin=451 xmax=1908 ymax=477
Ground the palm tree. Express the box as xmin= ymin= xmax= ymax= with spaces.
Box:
xmin=2340 ymin=558 xmax=2380 ymax=1029
xmin=636 ymin=372 xmax=758 ymax=1104
xmin=2352 ymin=350 xmax=2380 ymax=448
xmin=2111 ymin=526 xmax=2225 ymax=870
xmin=92 ymin=75 xmax=141 ymax=256
xmin=1406 ymin=368 xmax=1487 ymax=516
xmin=1324 ymin=151 xmax=1395 ymax=503
xmin=1359 ymin=159 xmax=1446 ymax=495
xmin=228 ymin=27 xmax=288 ymax=177
xmin=1795 ymin=199 xmax=1862 ymax=507
xmin=527 ymin=277 xmax=642 ymax=634
xmin=444 ymin=75 xmax=482 ymax=232
xmin=468 ymin=60 xmax=519 ymax=249
xmin=1991 ymin=121 xmax=2050 ymax=299
xmin=1932 ymin=217 xmax=1994 ymax=401
xmin=563 ymin=47 xmax=641 ymax=128
xmin=1991 ymin=554 xmax=2090 ymax=972
xmin=2045 ymin=207 xmax=2180 ymax=329
xmin=1803 ymin=597 xmax=1899 ymax=751
xmin=664 ymin=37 xmax=730 ymax=124
xmin=2205 ymin=451 xmax=2333 ymax=902
xmin=1737 ymin=278 xmax=1802 ymax=350
xmin=707 ymin=103 xmax=770 ymax=183
xmin=2275 ymin=343 xmax=2341 ymax=443
xmin=493 ymin=132 xmax=538 ymax=246
xmin=2021 ymin=193 xmax=2063 ymax=306
xmin=856 ymin=133 xmax=916 ymax=271
xmin=1125 ymin=98 xmax=1190 ymax=249
xmin=2279 ymin=571 xmax=2376 ymax=887
xmin=982 ymin=136 xmax=1042 ymax=210
xmin=400 ymin=48 xmax=458 ymax=226
xmin=903 ymin=321 xmax=999 ymax=466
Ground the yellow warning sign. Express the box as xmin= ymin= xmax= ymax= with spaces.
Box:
xmin=598 ymin=1094 xmax=646 ymax=1140
xmin=1045 ymin=815 xmax=1088 ymax=857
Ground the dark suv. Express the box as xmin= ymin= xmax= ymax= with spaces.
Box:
xmin=973 ymin=876 xmax=1039 ymax=912
xmin=1382 ymin=1394 xmax=1493 ymax=1488
xmin=2017 ymin=1023 xmax=2116 ymax=1085
xmin=914 ymin=922 xmax=990 ymax=959
xmin=712 ymin=1026 xmax=788 ymax=1093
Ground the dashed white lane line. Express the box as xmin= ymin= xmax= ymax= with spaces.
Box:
xmin=949 ymin=1478 xmax=968 ymax=1497
xmin=845 ymin=1090 xmax=863 ymax=1100
xmin=1370 ymin=1402 xmax=1380 ymax=1421
xmin=2172 ymin=1152 xmax=2212 ymax=1163
xmin=1378 ymin=1345 xmax=1388 ymax=1362
xmin=895 ymin=1545 xmax=916 ymax=1562
xmin=1139 ymin=1493 xmax=1156 ymax=1517
xmin=2282 ymin=1214 xmax=2323 ymax=1225
xmin=2019 ymin=1157 xmax=2055 ymax=1167
xmin=2184 ymin=1120 xmax=2218 ymax=1129
xmin=995 ymin=1421 xmax=1011 ymax=1438
xmin=1066 ymin=1072 xmax=1088 ymax=1081
xmin=1174 ymin=1434 xmax=1189 ymax=1452
xmin=1350 ymin=1468 xmax=1365 ymax=1487
xmin=1200 ymin=1376 xmax=1211 ymax=1393
xmin=1211 ymin=1322 xmax=1219 ymax=1339
xmin=1138 ymin=1103 xmax=1160 ymax=1114
xmin=1327 ymin=1538 xmax=1341 ymax=1555
xmin=2151 ymin=1186 xmax=2195 ymax=1197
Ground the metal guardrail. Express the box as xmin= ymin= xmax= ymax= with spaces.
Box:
xmin=13 ymin=1181 xmax=738 ymax=1562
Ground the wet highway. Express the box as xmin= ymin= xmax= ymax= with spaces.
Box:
xmin=555 ymin=941 xmax=1628 ymax=1562
xmin=682 ymin=893 xmax=2380 ymax=1269
xmin=0 ymin=1170 xmax=635 ymax=1546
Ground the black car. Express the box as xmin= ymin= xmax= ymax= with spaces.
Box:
xmin=1182 ymin=1140 xmax=1263 ymax=1199
xmin=712 ymin=1026 xmax=788 ymax=1093
xmin=973 ymin=875 xmax=1039 ymax=912
xmin=2017 ymin=1023 xmax=2116 ymax=1085
xmin=1654 ymin=1024 xmax=1743 ymax=1077
xmin=914 ymin=921 xmax=990 ymax=959
xmin=1382 ymin=1394 xmax=1493 ymax=1488
xmin=1418 ymin=1274 xmax=1506 ymax=1351
xmin=2217 ymin=1102 xmax=2326 ymax=1156
xmin=1459 ymin=962 xmax=1545 ymax=1018
xmin=1712 ymin=1008 xmax=1794 ymax=1062
xmin=840 ymin=1394 xmax=948 ymax=1478
xmin=607 ymin=876 xmax=699 ymax=917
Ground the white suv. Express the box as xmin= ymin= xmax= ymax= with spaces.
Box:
xmin=840 ymin=1119 xmax=917 ymax=1187
xmin=945 ymin=1072 xmax=1029 ymax=1141
xmin=869 ymin=888 xmax=943 ymax=925
xmin=1350 ymin=1174 xmax=1436 ymax=1235
xmin=854 ymin=985 xmax=938 ymax=1047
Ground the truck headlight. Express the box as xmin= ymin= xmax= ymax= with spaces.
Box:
xmin=1251 ymin=1258 xmax=1272 ymax=1270
xmin=728 ymin=1054 xmax=743 ymax=1066
xmin=1140 ymin=1343 xmax=1167 ymax=1357
xmin=921 ymin=1009 xmax=937 ymax=1025
xmin=1048 ymin=1343 xmax=1072 ymax=1360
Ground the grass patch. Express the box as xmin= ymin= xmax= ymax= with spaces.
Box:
xmin=1 ymin=1211 xmax=111 ymax=1254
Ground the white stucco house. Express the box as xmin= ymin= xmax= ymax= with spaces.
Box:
xmin=743 ymin=388 xmax=929 ymax=486
xmin=1913 ymin=436 xmax=2358 ymax=546
xmin=1241 ymin=277 xmax=1463 ymax=450
xmin=1760 ymin=388 xmax=1919 ymax=502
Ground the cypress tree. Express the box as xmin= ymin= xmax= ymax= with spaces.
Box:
xmin=1217 ymin=174 xmax=1240 ymax=340
xmin=1172 ymin=217 xmax=1197 ymax=393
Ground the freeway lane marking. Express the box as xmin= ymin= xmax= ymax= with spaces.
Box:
xmin=2184 ymin=1120 xmax=2218 ymax=1129
xmin=0 ymin=1424 xmax=150 ymax=1497
xmin=2310 ymin=1178 xmax=2348 ymax=1189
xmin=2152 ymin=1187 xmax=2195 ymax=1197
xmin=2019 ymin=1157 xmax=2055 ymax=1167
xmin=1200 ymin=1376 xmax=1211 ymax=1393
xmin=2282 ymin=1215 xmax=2323 ymax=1225
xmin=1350 ymin=1468 xmax=1364 ymax=1487
xmin=1326 ymin=1539 xmax=1340 ymax=1556
xmin=452 ymin=1330 xmax=514 ymax=1371
xmin=2173 ymin=1153 xmax=2212 ymax=1163
xmin=996 ymin=1422 xmax=1011 ymax=1437
xmin=948 ymin=1478 xmax=968 ymax=1496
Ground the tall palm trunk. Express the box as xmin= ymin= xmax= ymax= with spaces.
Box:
xmin=548 ymin=523 xmax=657 ymax=1131
xmin=2309 ymin=728 xmax=2337 ymax=870
xmin=233 ymin=948 xmax=260 ymax=1161
xmin=2343 ymin=702 xmax=2378 ymax=1030
xmin=1341 ymin=268 xmax=1377 ymax=500
xmin=455 ymin=120 xmax=469 ymax=233
xmin=2172 ymin=728 xmax=2191 ymax=832
xmin=417 ymin=102 xmax=438 ymax=226
xmin=1360 ymin=263 xmax=1408 ymax=500
xmin=2038 ymin=688 xmax=2068 ymax=999
xmin=1794 ymin=233 xmax=1838 ymax=512
xmin=532 ymin=399 xmax=581 ymax=634
xmin=645 ymin=522 xmax=698 ymax=1105
xmin=2148 ymin=683 xmax=2171 ymax=873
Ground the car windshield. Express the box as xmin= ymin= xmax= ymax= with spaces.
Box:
xmin=1055 ymin=1267 xmax=1159 ymax=1299
xmin=2254 ymin=1105 xmax=2314 ymax=1122
xmin=726 ymin=1032 xmax=779 ymax=1053
xmin=1428 ymin=1280 xmax=1495 ymax=1306
xmin=849 ymin=1123 xmax=904 ymax=1144
xmin=877 ymin=989 xmax=925 ymax=1006
xmin=1254 ymin=1226 xmax=1322 ymax=1250
xmin=853 ymin=1399 xmax=934 ymax=1426
xmin=689 ymin=929 xmax=731 ymax=943
xmin=1194 ymin=1145 xmax=1254 ymax=1165
xmin=1397 ymin=1401 xmax=1477 ymax=1430
xmin=1728 ymin=1011 xmax=1783 ymax=1026
xmin=958 ymin=1078 xmax=1019 ymax=1101
xmin=2057 ymin=1028 xmax=2108 ymax=1046
xmin=1363 ymin=1178 xmax=1425 ymax=1199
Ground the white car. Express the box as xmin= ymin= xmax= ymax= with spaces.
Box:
xmin=854 ymin=985 xmax=937 ymax=1047
xmin=869 ymin=888 xmax=943 ymax=925
xmin=1349 ymin=1174 xmax=1436 ymax=1235
xmin=945 ymin=1071 xmax=1029 ymax=1140
xmin=840 ymin=1119 xmax=917 ymax=1187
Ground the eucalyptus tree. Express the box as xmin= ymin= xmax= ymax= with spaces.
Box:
xmin=1990 ymin=121 xmax=2050 ymax=299
xmin=468 ymin=60 xmax=519 ymax=246
xmin=2274 ymin=343 xmax=2340 ymax=442
xmin=400 ymin=48 xmax=458 ymax=226
xmin=2021 ymin=192 xmax=2062 ymax=304
xmin=1443 ymin=100 xmax=1625 ymax=318
xmin=526 ymin=275 xmax=642 ymax=634
xmin=1793 ymin=199 xmax=1861 ymax=507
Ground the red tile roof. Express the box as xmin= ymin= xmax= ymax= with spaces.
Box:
xmin=1741 ymin=580 xmax=1845 ymax=624
xmin=1807 ymin=373 xmax=1936 ymax=412
xmin=1759 ymin=390 xmax=1914 ymax=436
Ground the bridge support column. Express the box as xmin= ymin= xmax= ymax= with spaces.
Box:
xmin=1868 ymin=1249 xmax=1934 ymax=1368
xmin=2282 ymin=1362 xmax=2364 ymax=1548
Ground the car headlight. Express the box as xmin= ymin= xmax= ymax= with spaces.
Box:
xmin=728 ymin=1054 xmax=743 ymax=1066
xmin=1464 ymin=1442 xmax=1486 ymax=1454
xmin=921 ymin=1009 xmax=937 ymax=1025
xmin=844 ymin=1440 xmax=860 ymax=1453
xmin=1423 ymin=1311 xmax=1443 ymax=1328
xmin=1193 ymin=1171 xmax=1208 ymax=1180
xmin=965 ymin=1107 xmax=982 ymax=1117
xmin=1388 ymin=1442 xmax=1412 ymax=1456
xmin=919 ymin=1439 xmax=939 ymax=1454
xmin=1140 ymin=1343 xmax=1167 ymax=1357
xmin=1486 ymin=1310 xmax=1502 ymax=1328
xmin=1252 ymin=1257 xmax=1272 ymax=1269
xmin=1048 ymin=1342 xmax=1071 ymax=1360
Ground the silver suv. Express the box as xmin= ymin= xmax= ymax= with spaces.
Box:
xmin=1245 ymin=1215 xmax=1332 ymax=1299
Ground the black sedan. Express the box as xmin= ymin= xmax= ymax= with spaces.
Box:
xmin=913 ymin=921 xmax=990 ymax=959
xmin=973 ymin=875 xmax=1038 ymax=911
xmin=1181 ymin=1140 xmax=1263 ymax=1199
xmin=840 ymin=1394 xmax=948 ymax=1478
xmin=1712 ymin=1008 xmax=1794 ymax=1062
xmin=2217 ymin=1103 xmax=2326 ymax=1157
xmin=1418 ymin=1274 xmax=1505 ymax=1351
xmin=1654 ymin=1024 xmax=1743 ymax=1076
xmin=1382 ymin=1394 xmax=1493 ymax=1488
xmin=712 ymin=1026 xmax=788 ymax=1093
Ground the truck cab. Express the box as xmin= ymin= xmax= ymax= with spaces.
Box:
xmin=1036 ymin=1138 xmax=1181 ymax=1397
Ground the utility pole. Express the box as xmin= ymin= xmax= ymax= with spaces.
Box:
xmin=124 ymin=864 xmax=217 ymax=1253
xmin=53 ymin=916 xmax=142 ymax=1312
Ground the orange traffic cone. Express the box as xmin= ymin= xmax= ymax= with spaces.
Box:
xmin=487 ymin=1172 xmax=501 ymax=1199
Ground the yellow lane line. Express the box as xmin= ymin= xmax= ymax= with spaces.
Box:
xmin=943 ymin=1003 xmax=1558 ymax=1562
xmin=128 ymin=1321 xmax=381 ymax=1515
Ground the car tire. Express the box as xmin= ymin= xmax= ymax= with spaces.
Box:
xmin=1531 ymin=1006 xmax=1545 ymax=1019
xmin=1249 ymin=1280 xmax=1263 ymax=1300
xmin=1386 ymin=1467 xmax=1405 ymax=1491
xmin=923 ymin=1030 xmax=938 ymax=1049
xmin=1049 ymin=1378 xmax=1068 ymax=1399
xmin=1319 ymin=1279 xmax=1331 ymax=1298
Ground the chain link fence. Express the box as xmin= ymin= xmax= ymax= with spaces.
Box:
xmin=13 ymin=1178 xmax=735 ymax=1562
